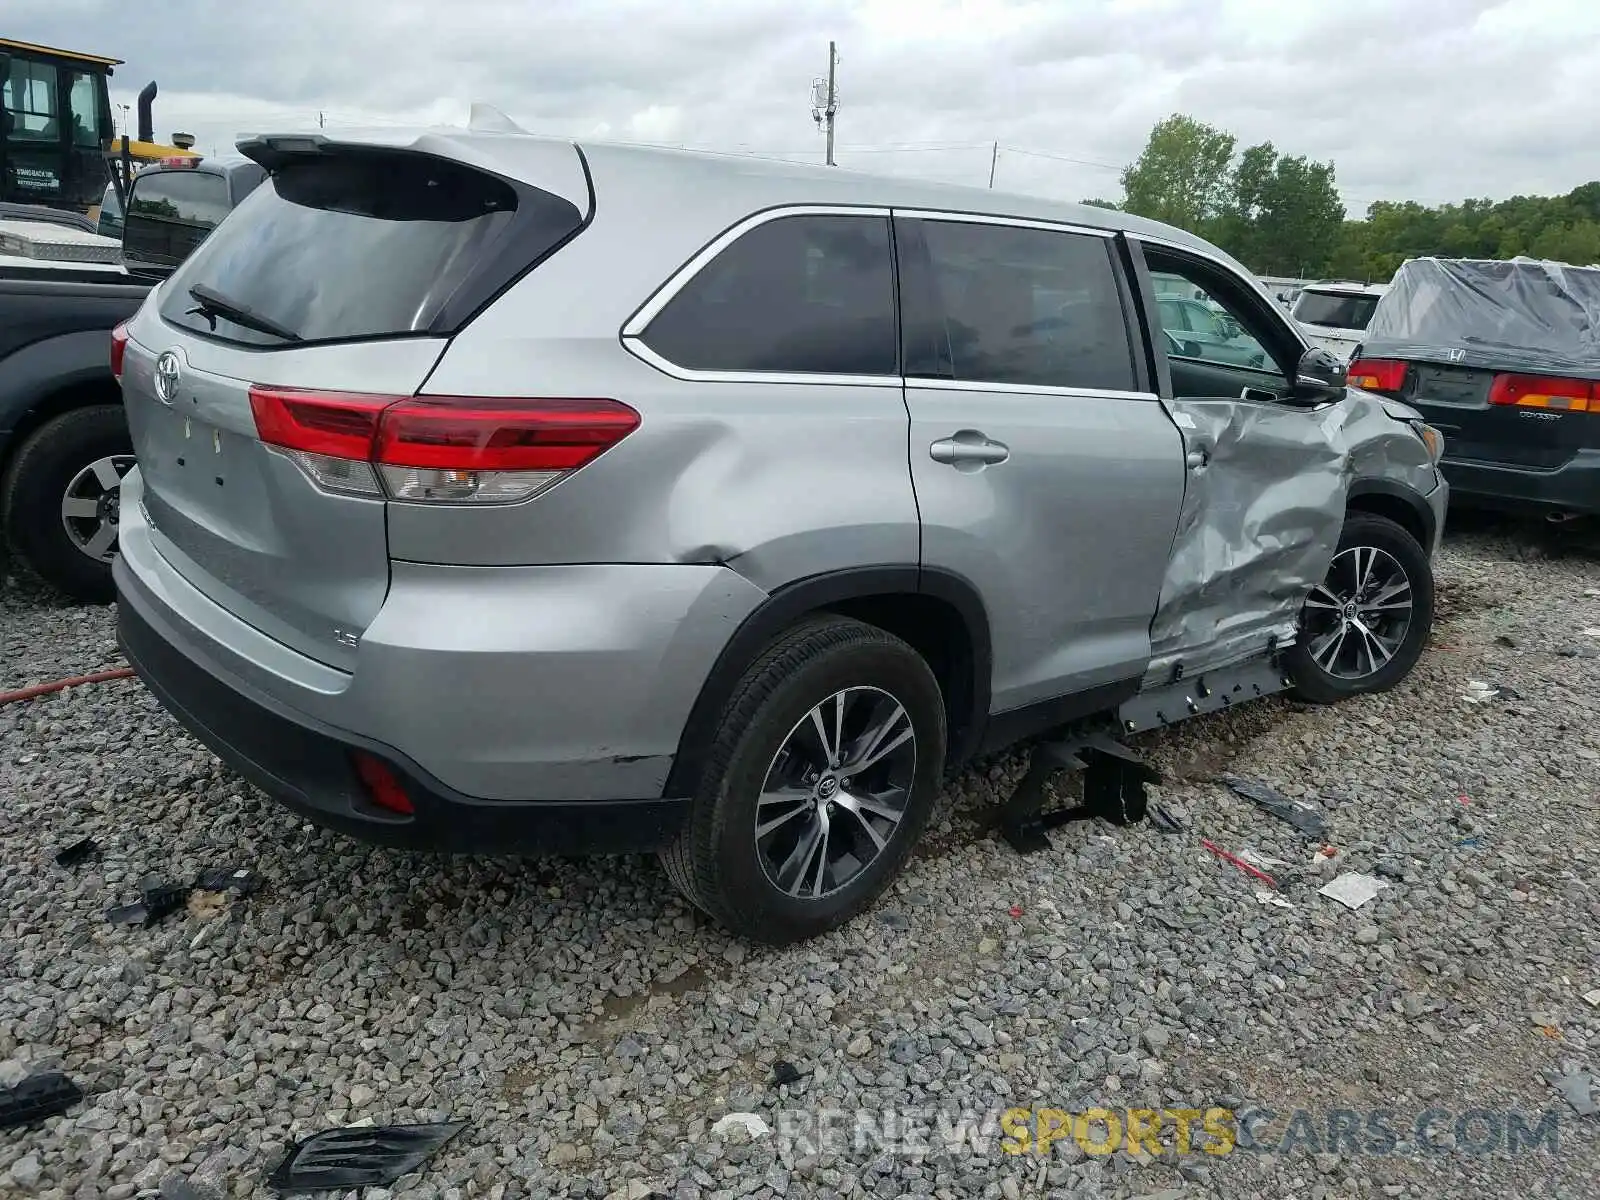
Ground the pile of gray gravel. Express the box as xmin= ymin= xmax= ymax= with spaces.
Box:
xmin=1 ymin=525 xmax=1596 ymax=1200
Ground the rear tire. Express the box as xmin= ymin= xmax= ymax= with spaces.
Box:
xmin=1 ymin=405 xmax=133 ymax=605
xmin=1286 ymin=513 xmax=1433 ymax=703
xmin=660 ymin=616 xmax=946 ymax=945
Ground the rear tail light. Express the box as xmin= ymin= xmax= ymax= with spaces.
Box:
xmin=1348 ymin=357 xmax=1407 ymax=392
xmin=110 ymin=323 xmax=128 ymax=380
xmin=351 ymin=752 xmax=414 ymax=816
xmin=247 ymin=388 xmax=640 ymax=504
xmin=1487 ymin=372 xmax=1595 ymax=412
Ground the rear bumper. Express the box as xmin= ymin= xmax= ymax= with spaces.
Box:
xmin=116 ymin=594 xmax=687 ymax=853
xmin=1440 ymin=449 xmax=1600 ymax=517
xmin=112 ymin=466 xmax=770 ymax=852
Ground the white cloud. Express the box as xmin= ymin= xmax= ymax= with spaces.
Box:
xmin=9 ymin=0 xmax=1595 ymax=216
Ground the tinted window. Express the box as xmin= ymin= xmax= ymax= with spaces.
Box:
xmin=1294 ymin=290 xmax=1380 ymax=330
xmin=67 ymin=71 xmax=102 ymax=146
xmin=2 ymin=58 xmax=57 ymax=138
xmin=1152 ymin=272 xmax=1274 ymax=373
xmin=642 ymin=214 xmax=896 ymax=375
xmin=123 ymin=170 xmax=233 ymax=273
xmin=905 ymin=221 xmax=1135 ymax=391
xmin=160 ymin=152 xmax=578 ymax=346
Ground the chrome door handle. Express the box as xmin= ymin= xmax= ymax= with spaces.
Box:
xmin=930 ymin=431 xmax=1011 ymax=467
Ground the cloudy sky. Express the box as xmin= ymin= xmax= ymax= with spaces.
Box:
xmin=10 ymin=0 xmax=1597 ymax=218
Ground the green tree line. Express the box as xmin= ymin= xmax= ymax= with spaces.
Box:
xmin=1098 ymin=114 xmax=1600 ymax=283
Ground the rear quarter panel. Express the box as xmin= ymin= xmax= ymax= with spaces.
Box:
xmin=409 ymin=160 xmax=920 ymax=582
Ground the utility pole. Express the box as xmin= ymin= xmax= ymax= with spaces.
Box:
xmin=812 ymin=42 xmax=839 ymax=166
xmin=988 ymin=141 xmax=999 ymax=188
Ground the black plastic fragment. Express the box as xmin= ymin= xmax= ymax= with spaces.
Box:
xmin=1494 ymin=634 xmax=1516 ymax=649
xmin=1148 ymin=802 xmax=1187 ymax=835
xmin=771 ymin=1060 xmax=807 ymax=1087
xmin=1218 ymin=774 xmax=1328 ymax=840
xmin=0 ymin=1072 xmax=84 ymax=1129
xmin=265 ymin=1121 xmax=465 ymax=1191
xmin=194 ymin=866 xmax=261 ymax=896
xmin=53 ymin=837 xmax=99 ymax=867
xmin=106 ymin=877 xmax=189 ymax=926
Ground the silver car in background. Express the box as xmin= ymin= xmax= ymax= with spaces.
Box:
xmin=112 ymin=122 xmax=1447 ymax=943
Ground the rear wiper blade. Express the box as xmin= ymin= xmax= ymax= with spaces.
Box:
xmin=186 ymin=283 xmax=301 ymax=342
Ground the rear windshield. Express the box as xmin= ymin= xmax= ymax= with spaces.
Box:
xmin=159 ymin=151 xmax=575 ymax=346
xmin=1294 ymin=290 xmax=1380 ymax=330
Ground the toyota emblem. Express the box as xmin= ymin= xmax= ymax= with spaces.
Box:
xmin=154 ymin=350 xmax=183 ymax=405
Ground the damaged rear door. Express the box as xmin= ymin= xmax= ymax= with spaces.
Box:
xmin=1127 ymin=237 xmax=1351 ymax=684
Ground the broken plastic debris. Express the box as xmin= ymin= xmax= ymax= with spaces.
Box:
xmin=1008 ymin=905 xmax=1024 ymax=919
xmin=1319 ymin=872 xmax=1392 ymax=911
xmin=107 ymin=877 xmax=188 ymax=927
xmin=711 ymin=1112 xmax=772 ymax=1139
xmin=53 ymin=837 xmax=98 ymax=867
xmin=1494 ymin=634 xmax=1517 ymax=648
xmin=1254 ymin=890 xmax=1293 ymax=909
xmin=1147 ymin=802 xmax=1187 ymax=835
xmin=265 ymin=1121 xmax=465 ymax=1191
xmin=1235 ymin=847 xmax=1288 ymax=871
xmin=1201 ymin=839 xmax=1277 ymax=889
xmin=1545 ymin=1068 xmax=1597 ymax=1117
xmin=193 ymin=866 xmax=260 ymax=896
xmin=1463 ymin=680 xmax=1519 ymax=704
xmin=0 ymin=1072 xmax=83 ymax=1129
xmin=1219 ymin=775 xmax=1328 ymax=839
xmin=1582 ymin=989 xmax=1600 ymax=1008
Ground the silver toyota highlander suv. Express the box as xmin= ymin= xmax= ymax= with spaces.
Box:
xmin=111 ymin=122 xmax=1448 ymax=943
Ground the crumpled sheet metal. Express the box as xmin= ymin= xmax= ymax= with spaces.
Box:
xmin=1144 ymin=395 xmax=1378 ymax=681
xmin=1364 ymin=255 xmax=1600 ymax=375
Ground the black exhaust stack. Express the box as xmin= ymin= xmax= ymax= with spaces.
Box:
xmin=137 ymin=82 xmax=157 ymax=144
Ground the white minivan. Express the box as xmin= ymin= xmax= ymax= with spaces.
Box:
xmin=1291 ymin=281 xmax=1388 ymax=360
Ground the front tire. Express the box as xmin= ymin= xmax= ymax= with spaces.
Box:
xmin=661 ymin=616 xmax=946 ymax=945
xmin=2 ymin=405 xmax=133 ymax=604
xmin=1286 ymin=513 xmax=1433 ymax=703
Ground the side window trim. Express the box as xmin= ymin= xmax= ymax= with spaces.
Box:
xmin=621 ymin=203 xmax=903 ymax=387
xmin=894 ymin=210 xmax=1154 ymax=399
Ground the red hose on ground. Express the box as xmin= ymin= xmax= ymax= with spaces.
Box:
xmin=0 ymin=668 xmax=136 ymax=707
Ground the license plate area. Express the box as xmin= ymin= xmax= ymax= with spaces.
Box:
xmin=1412 ymin=365 xmax=1491 ymax=408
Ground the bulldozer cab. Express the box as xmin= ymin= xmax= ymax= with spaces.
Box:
xmin=0 ymin=37 xmax=197 ymax=215
xmin=0 ymin=38 xmax=119 ymax=212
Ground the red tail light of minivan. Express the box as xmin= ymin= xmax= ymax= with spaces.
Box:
xmin=247 ymin=387 xmax=640 ymax=503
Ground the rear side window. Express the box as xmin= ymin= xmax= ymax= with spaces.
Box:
xmin=904 ymin=220 xmax=1136 ymax=392
xmin=160 ymin=152 xmax=580 ymax=346
xmin=123 ymin=170 xmax=233 ymax=271
xmin=641 ymin=214 xmax=897 ymax=375
xmin=1294 ymin=290 xmax=1380 ymax=330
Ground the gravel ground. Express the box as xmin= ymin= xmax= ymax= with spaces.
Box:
xmin=1 ymin=522 xmax=1597 ymax=1200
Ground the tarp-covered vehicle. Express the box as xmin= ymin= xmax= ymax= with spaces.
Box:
xmin=1350 ymin=256 xmax=1600 ymax=519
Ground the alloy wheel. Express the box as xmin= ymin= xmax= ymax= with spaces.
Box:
xmin=1302 ymin=545 xmax=1414 ymax=680
xmin=59 ymin=455 xmax=136 ymax=563
xmin=754 ymin=685 xmax=918 ymax=900
xmin=59 ymin=455 xmax=136 ymax=562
